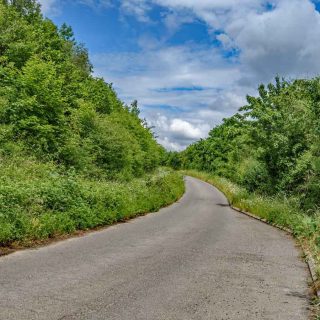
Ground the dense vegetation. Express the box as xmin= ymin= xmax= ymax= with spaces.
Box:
xmin=0 ymin=0 xmax=184 ymax=246
xmin=170 ymin=77 xmax=320 ymax=287
xmin=176 ymin=77 xmax=320 ymax=211
xmin=0 ymin=0 xmax=163 ymax=177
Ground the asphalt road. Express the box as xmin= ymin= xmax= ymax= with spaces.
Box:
xmin=0 ymin=177 xmax=310 ymax=320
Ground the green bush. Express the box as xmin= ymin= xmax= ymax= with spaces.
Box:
xmin=236 ymin=158 xmax=271 ymax=193
xmin=0 ymin=1 xmax=164 ymax=179
xmin=0 ymin=154 xmax=184 ymax=246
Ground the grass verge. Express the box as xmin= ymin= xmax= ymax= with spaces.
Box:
xmin=0 ymin=156 xmax=185 ymax=249
xmin=183 ymin=170 xmax=320 ymax=297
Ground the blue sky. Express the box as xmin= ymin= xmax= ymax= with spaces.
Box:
xmin=41 ymin=0 xmax=320 ymax=150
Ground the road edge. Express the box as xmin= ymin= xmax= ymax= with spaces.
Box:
xmin=0 ymin=176 xmax=186 ymax=259
xmin=187 ymin=175 xmax=319 ymax=298
xmin=231 ymin=205 xmax=319 ymax=298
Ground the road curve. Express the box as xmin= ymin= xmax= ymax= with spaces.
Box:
xmin=0 ymin=177 xmax=310 ymax=320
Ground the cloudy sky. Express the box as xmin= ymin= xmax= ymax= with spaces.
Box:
xmin=40 ymin=0 xmax=320 ymax=150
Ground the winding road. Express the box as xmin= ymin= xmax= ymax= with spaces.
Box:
xmin=0 ymin=177 xmax=310 ymax=319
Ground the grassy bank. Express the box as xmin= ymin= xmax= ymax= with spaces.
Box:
xmin=0 ymin=156 xmax=184 ymax=248
xmin=184 ymin=170 xmax=320 ymax=291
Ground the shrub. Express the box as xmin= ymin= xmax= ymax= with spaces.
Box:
xmin=0 ymin=155 xmax=184 ymax=246
xmin=236 ymin=158 xmax=271 ymax=193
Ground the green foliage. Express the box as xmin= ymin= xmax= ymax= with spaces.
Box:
xmin=164 ymin=151 xmax=183 ymax=170
xmin=0 ymin=1 xmax=183 ymax=246
xmin=236 ymin=158 xmax=271 ymax=193
xmin=180 ymin=76 xmax=320 ymax=304
xmin=0 ymin=154 xmax=184 ymax=245
xmin=180 ymin=78 xmax=320 ymax=304
xmin=0 ymin=0 xmax=163 ymax=175
xmin=179 ymin=77 xmax=320 ymax=212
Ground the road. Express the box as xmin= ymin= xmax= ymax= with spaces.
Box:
xmin=0 ymin=177 xmax=310 ymax=319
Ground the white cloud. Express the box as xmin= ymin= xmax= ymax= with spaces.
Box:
xmin=39 ymin=0 xmax=60 ymax=15
xmin=231 ymin=0 xmax=320 ymax=82
xmin=149 ymin=115 xmax=210 ymax=150
xmin=92 ymin=45 xmax=241 ymax=108
xmin=78 ymin=0 xmax=113 ymax=11
xmin=39 ymin=0 xmax=112 ymax=15
xmin=119 ymin=0 xmax=320 ymax=83
xmin=119 ymin=0 xmax=269 ymax=29
xmin=40 ymin=0 xmax=320 ymax=149
xmin=92 ymin=44 xmax=243 ymax=150
xmin=157 ymin=136 xmax=183 ymax=151
xmin=109 ymin=0 xmax=320 ymax=149
xmin=120 ymin=0 xmax=152 ymax=22
xmin=170 ymin=119 xmax=205 ymax=140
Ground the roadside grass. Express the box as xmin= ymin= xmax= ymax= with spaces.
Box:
xmin=311 ymin=297 xmax=320 ymax=320
xmin=0 ymin=155 xmax=185 ymax=248
xmin=183 ymin=170 xmax=320 ymax=294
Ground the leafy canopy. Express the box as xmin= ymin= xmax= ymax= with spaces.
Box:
xmin=0 ymin=0 xmax=164 ymax=179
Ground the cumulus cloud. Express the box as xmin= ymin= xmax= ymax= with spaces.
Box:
xmin=38 ymin=0 xmax=60 ymax=15
xmin=41 ymin=0 xmax=320 ymax=150
xmin=232 ymin=0 xmax=320 ymax=82
xmin=170 ymin=119 xmax=204 ymax=140
xmin=92 ymin=44 xmax=243 ymax=150
xmin=119 ymin=0 xmax=269 ymax=29
xmin=78 ymin=0 xmax=113 ymax=11
xmin=119 ymin=0 xmax=320 ymax=83
xmin=93 ymin=49 xmax=239 ymax=120
xmin=149 ymin=115 xmax=210 ymax=150
xmin=92 ymin=45 xmax=241 ymax=109
xmin=120 ymin=1 xmax=151 ymax=22
xmin=109 ymin=0 xmax=320 ymax=149
xmin=39 ymin=0 xmax=112 ymax=15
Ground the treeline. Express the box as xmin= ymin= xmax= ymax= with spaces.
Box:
xmin=169 ymin=77 xmax=320 ymax=213
xmin=0 ymin=0 xmax=164 ymax=179
xmin=0 ymin=0 xmax=184 ymax=246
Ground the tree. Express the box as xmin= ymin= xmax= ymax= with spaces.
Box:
xmin=0 ymin=0 xmax=164 ymax=177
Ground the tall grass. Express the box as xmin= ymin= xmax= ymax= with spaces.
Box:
xmin=0 ymin=155 xmax=185 ymax=247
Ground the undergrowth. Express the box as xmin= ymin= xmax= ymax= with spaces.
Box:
xmin=0 ymin=155 xmax=185 ymax=247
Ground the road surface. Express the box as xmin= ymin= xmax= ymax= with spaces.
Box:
xmin=0 ymin=177 xmax=310 ymax=319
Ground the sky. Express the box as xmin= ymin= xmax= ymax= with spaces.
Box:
xmin=40 ymin=0 xmax=320 ymax=150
